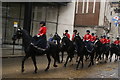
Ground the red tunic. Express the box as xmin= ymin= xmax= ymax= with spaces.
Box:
xmin=90 ymin=36 xmax=96 ymax=42
xmin=83 ymin=34 xmax=92 ymax=41
xmin=37 ymin=26 xmax=47 ymax=36
xmin=64 ymin=33 xmax=70 ymax=39
xmin=72 ymin=34 xmax=75 ymax=41
xmin=114 ymin=40 xmax=120 ymax=45
xmin=100 ymin=38 xmax=107 ymax=44
xmin=106 ymin=39 xmax=110 ymax=43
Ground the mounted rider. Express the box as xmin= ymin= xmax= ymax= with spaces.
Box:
xmin=72 ymin=30 xmax=77 ymax=41
xmin=31 ymin=21 xmax=47 ymax=49
xmin=63 ymin=30 xmax=70 ymax=39
xmin=90 ymin=33 xmax=96 ymax=43
xmin=106 ymin=36 xmax=111 ymax=44
xmin=83 ymin=30 xmax=93 ymax=52
xmin=100 ymin=35 xmax=107 ymax=44
xmin=114 ymin=37 xmax=120 ymax=49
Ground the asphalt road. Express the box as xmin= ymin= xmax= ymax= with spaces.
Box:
xmin=2 ymin=54 xmax=119 ymax=78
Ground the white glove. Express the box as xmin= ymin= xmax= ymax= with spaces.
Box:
xmin=37 ymin=35 xmax=40 ymax=37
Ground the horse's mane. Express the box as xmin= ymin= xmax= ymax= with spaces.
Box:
xmin=21 ymin=29 xmax=33 ymax=48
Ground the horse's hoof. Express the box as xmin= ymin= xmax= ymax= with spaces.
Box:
xmin=61 ymin=61 xmax=63 ymax=63
xmin=76 ymin=61 xmax=78 ymax=62
xmin=45 ymin=69 xmax=48 ymax=72
xmin=114 ymin=60 xmax=117 ymax=62
xmin=33 ymin=71 xmax=37 ymax=74
xmin=96 ymin=61 xmax=99 ymax=64
xmin=53 ymin=65 xmax=58 ymax=67
xmin=88 ymin=65 xmax=91 ymax=67
xmin=105 ymin=61 xmax=107 ymax=63
xmin=81 ymin=66 xmax=83 ymax=68
xmin=64 ymin=64 xmax=66 ymax=67
xmin=21 ymin=69 xmax=24 ymax=73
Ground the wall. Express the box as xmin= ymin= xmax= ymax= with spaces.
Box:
xmin=98 ymin=0 xmax=106 ymax=26
xmin=57 ymin=2 xmax=75 ymax=39
xmin=74 ymin=26 xmax=105 ymax=38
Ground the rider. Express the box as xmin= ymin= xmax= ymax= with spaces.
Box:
xmin=90 ymin=33 xmax=96 ymax=43
xmin=63 ymin=30 xmax=70 ymax=39
xmin=106 ymin=37 xmax=111 ymax=44
xmin=100 ymin=35 xmax=107 ymax=44
xmin=83 ymin=30 xmax=92 ymax=42
xmin=31 ymin=21 xmax=47 ymax=49
xmin=114 ymin=37 xmax=120 ymax=48
xmin=83 ymin=30 xmax=93 ymax=52
xmin=72 ymin=30 xmax=77 ymax=41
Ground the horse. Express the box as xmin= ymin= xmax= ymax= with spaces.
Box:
xmin=94 ymin=39 xmax=110 ymax=63
xmin=72 ymin=34 xmax=85 ymax=69
xmin=73 ymin=34 xmax=95 ymax=69
xmin=109 ymin=43 xmax=120 ymax=62
xmin=59 ymin=34 xmax=70 ymax=63
xmin=61 ymin=35 xmax=75 ymax=67
xmin=12 ymin=28 xmax=60 ymax=73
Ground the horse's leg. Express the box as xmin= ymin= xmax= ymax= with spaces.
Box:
xmin=64 ymin=55 xmax=70 ymax=67
xmin=76 ymin=57 xmax=81 ymax=70
xmin=109 ymin=52 xmax=113 ymax=62
xmin=31 ymin=56 xmax=38 ymax=73
xmin=69 ymin=57 xmax=72 ymax=62
xmin=105 ymin=52 xmax=109 ymax=63
xmin=114 ymin=54 xmax=117 ymax=62
xmin=45 ymin=54 xmax=51 ymax=71
xmin=21 ymin=54 xmax=29 ymax=73
xmin=61 ymin=51 xmax=64 ymax=63
xmin=76 ymin=56 xmax=79 ymax=62
xmin=52 ymin=54 xmax=58 ymax=67
xmin=88 ymin=54 xmax=94 ymax=67
xmin=81 ymin=55 xmax=84 ymax=68
xmin=85 ymin=54 xmax=89 ymax=61
xmin=91 ymin=53 xmax=94 ymax=65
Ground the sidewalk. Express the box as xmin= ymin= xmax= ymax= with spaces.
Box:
xmin=1 ymin=44 xmax=25 ymax=58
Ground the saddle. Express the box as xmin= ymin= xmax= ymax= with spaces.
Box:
xmin=84 ymin=41 xmax=94 ymax=53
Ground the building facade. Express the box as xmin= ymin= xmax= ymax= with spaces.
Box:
xmin=74 ymin=0 xmax=120 ymax=39
xmin=2 ymin=2 xmax=75 ymax=44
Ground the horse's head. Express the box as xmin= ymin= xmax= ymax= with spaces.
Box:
xmin=53 ymin=33 xmax=61 ymax=41
xmin=94 ymin=38 xmax=102 ymax=47
xmin=73 ymin=33 xmax=82 ymax=43
xmin=12 ymin=28 xmax=22 ymax=41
